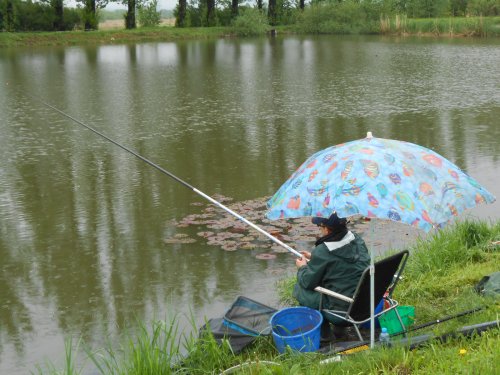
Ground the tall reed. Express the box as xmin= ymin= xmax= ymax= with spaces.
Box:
xmin=377 ymin=15 xmax=500 ymax=36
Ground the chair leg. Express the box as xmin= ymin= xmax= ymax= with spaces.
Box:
xmin=352 ymin=325 xmax=364 ymax=341
xmin=320 ymin=321 xmax=334 ymax=342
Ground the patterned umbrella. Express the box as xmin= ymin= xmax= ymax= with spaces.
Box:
xmin=267 ymin=133 xmax=495 ymax=231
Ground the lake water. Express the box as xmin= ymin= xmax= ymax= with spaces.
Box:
xmin=1 ymin=35 xmax=499 ymax=373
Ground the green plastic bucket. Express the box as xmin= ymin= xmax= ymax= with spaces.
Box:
xmin=378 ymin=306 xmax=415 ymax=335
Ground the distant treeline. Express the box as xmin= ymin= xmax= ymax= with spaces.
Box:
xmin=0 ymin=0 xmax=170 ymax=31
xmin=0 ymin=0 xmax=498 ymax=32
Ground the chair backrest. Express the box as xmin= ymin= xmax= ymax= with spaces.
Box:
xmin=347 ymin=250 xmax=409 ymax=321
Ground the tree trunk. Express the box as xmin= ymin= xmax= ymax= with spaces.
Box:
xmin=5 ymin=0 xmax=14 ymax=31
xmin=231 ymin=0 xmax=238 ymax=18
xmin=206 ymin=0 xmax=216 ymax=26
xmin=84 ymin=0 xmax=97 ymax=30
xmin=125 ymin=0 xmax=136 ymax=29
xmin=299 ymin=0 xmax=304 ymax=10
xmin=176 ymin=0 xmax=186 ymax=27
xmin=52 ymin=0 xmax=64 ymax=31
xmin=268 ymin=0 xmax=276 ymax=26
xmin=256 ymin=0 xmax=263 ymax=10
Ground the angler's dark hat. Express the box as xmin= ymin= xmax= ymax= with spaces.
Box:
xmin=311 ymin=212 xmax=347 ymax=228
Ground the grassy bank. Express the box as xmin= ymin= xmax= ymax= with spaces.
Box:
xmin=0 ymin=26 xmax=228 ymax=48
xmin=37 ymin=220 xmax=499 ymax=374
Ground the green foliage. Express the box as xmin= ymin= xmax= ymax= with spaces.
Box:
xmin=274 ymin=0 xmax=299 ymax=25
xmin=406 ymin=220 xmax=499 ymax=274
xmin=295 ymin=1 xmax=383 ymax=34
xmin=230 ymin=7 xmax=270 ymax=36
xmin=467 ymin=0 xmax=500 ymax=15
xmin=63 ymin=7 xmax=82 ymax=30
xmin=276 ymin=274 xmax=299 ymax=307
xmin=215 ymin=2 xmax=233 ymax=26
xmin=450 ymin=0 xmax=469 ymax=15
xmin=404 ymin=0 xmax=450 ymax=18
xmin=179 ymin=0 xmax=205 ymax=27
xmin=82 ymin=7 xmax=99 ymax=30
xmin=138 ymin=0 xmax=161 ymax=27
xmin=0 ymin=0 xmax=81 ymax=31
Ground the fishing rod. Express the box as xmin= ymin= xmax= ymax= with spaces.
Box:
xmin=317 ymin=306 xmax=486 ymax=357
xmin=25 ymin=92 xmax=302 ymax=258
xmin=390 ymin=306 xmax=484 ymax=337
xmin=323 ymin=319 xmax=499 ymax=359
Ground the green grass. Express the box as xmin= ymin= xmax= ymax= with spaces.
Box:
xmin=0 ymin=26 xmax=229 ymax=48
xmin=380 ymin=15 xmax=500 ymax=37
xmin=36 ymin=220 xmax=500 ymax=374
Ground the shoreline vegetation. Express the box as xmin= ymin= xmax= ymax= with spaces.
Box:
xmin=37 ymin=220 xmax=499 ymax=374
xmin=1 ymin=15 xmax=499 ymax=48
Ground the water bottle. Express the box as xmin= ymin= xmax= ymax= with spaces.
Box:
xmin=379 ymin=327 xmax=390 ymax=345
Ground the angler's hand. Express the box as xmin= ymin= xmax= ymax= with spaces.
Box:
xmin=295 ymin=256 xmax=308 ymax=268
xmin=300 ymin=251 xmax=311 ymax=260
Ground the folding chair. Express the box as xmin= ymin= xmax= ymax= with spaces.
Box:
xmin=315 ymin=250 xmax=409 ymax=341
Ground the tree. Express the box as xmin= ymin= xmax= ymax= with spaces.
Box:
xmin=124 ymin=0 xmax=136 ymax=28
xmin=206 ymin=0 xmax=215 ymax=25
xmin=176 ymin=0 xmax=187 ymax=26
xmin=51 ymin=0 xmax=64 ymax=30
xmin=231 ymin=0 xmax=238 ymax=18
xmin=5 ymin=0 xmax=15 ymax=31
xmin=76 ymin=0 xmax=108 ymax=30
xmin=268 ymin=0 xmax=276 ymax=25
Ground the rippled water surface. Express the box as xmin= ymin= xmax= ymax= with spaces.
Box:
xmin=1 ymin=35 xmax=499 ymax=373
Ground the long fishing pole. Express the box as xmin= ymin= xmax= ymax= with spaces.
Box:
xmin=26 ymin=93 xmax=302 ymax=258
xmin=390 ymin=306 xmax=484 ymax=337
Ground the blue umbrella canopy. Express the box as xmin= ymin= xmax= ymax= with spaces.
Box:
xmin=267 ymin=134 xmax=495 ymax=231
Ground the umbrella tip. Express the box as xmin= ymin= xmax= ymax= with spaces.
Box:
xmin=366 ymin=131 xmax=373 ymax=138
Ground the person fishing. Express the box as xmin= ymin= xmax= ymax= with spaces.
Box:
xmin=293 ymin=212 xmax=370 ymax=337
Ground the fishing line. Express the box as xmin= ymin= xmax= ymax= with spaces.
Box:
xmin=24 ymin=91 xmax=302 ymax=258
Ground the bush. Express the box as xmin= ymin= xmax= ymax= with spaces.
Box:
xmin=230 ymin=8 xmax=270 ymax=37
xmin=63 ymin=7 xmax=82 ymax=30
xmin=296 ymin=1 xmax=382 ymax=34
xmin=15 ymin=0 xmax=55 ymax=31
xmin=138 ymin=0 xmax=161 ymax=27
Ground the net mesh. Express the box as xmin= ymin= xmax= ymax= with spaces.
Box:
xmin=223 ymin=296 xmax=277 ymax=336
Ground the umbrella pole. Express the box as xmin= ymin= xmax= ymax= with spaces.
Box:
xmin=370 ymin=250 xmax=375 ymax=348
xmin=368 ymin=219 xmax=375 ymax=349
xmin=27 ymin=93 xmax=304 ymax=258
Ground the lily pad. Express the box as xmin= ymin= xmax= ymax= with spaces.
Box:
xmin=164 ymin=237 xmax=197 ymax=244
xmin=256 ymin=253 xmax=277 ymax=260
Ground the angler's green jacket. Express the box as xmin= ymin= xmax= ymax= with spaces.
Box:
xmin=293 ymin=231 xmax=370 ymax=312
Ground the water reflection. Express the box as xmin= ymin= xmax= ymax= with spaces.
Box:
xmin=0 ymin=35 xmax=499 ymax=373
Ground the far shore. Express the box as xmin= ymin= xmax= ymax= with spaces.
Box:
xmin=1 ymin=16 xmax=499 ymax=48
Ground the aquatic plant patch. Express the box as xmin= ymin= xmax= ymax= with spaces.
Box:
xmin=163 ymin=194 xmax=421 ymax=258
